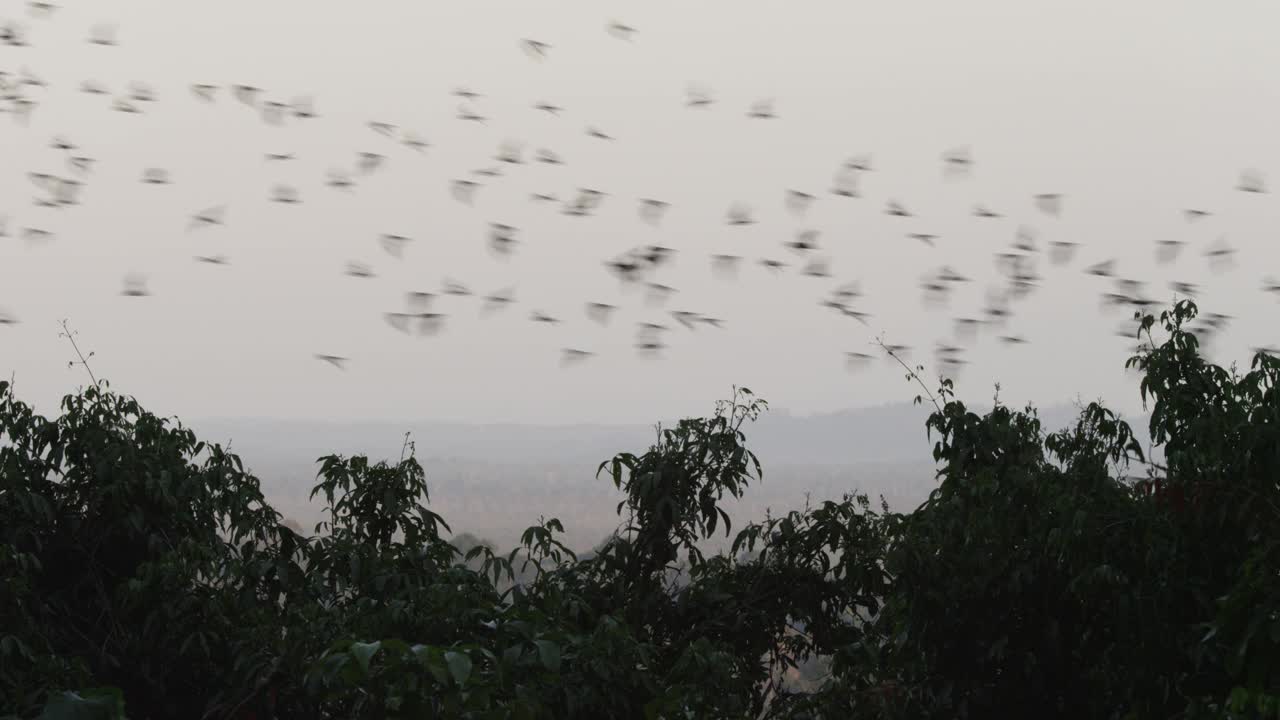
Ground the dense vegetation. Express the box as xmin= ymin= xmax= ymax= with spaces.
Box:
xmin=2 ymin=301 xmax=1278 ymax=719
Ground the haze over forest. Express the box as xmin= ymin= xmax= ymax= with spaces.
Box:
xmin=191 ymin=401 xmax=1124 ymax=550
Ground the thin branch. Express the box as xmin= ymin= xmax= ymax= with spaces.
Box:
xmin=398 ymin=431 xmax=414 ymax=464
xmin=58 ymin=319 xmax=98 ymax=386
xmin=876 ymin=337 xmax=942 ymax=414
xmin=1123 ymin=451 xmax=1168 ymax=474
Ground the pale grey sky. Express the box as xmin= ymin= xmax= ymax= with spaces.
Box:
xmin=1 ymin=0 xmax=1277 ymax=424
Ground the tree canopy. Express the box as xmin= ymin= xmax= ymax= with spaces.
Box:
xmin=2 ymin=301 xmax=1278 ymax=719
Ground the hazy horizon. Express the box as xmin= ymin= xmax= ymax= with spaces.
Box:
xmin=182 ymin=400 xmax=1150 ymax=551
xmin=184 ymin=403 xmax=960 ymax=553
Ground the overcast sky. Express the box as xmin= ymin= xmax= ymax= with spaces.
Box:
xmin=1 ymin=0 xmax=1277 ymax=425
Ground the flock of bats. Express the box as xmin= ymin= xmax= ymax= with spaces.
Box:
xmin=2 ymin=4 xmax=1278 ymax=378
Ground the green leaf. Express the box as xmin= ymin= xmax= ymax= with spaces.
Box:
xmin=445 ymin=650 xmax=473 ymax=686
xmin=502 ymin=644 xmax=523 ymax=667
xmin=535 ymin=639 xmax=561 ymax=672
xmin=39 ymin=688 xmax=126 ymax=720
xmin=1229 ymin=686 xmax=1250 ymax=712
xmin=349 ymin=640 xmax=382 ymax=674
xmin=417 ymin=647 xmax=450 ymax=686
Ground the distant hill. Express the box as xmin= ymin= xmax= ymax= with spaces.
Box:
xmin=191 ymin=400 xmax=1125 ymax=467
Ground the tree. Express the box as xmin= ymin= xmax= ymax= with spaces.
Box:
xmin=2 ymin=301 xmax=1277 ymax=719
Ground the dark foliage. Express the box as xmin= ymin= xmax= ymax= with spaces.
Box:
xmin=2 ymin=301 xmax=1277 ymax=719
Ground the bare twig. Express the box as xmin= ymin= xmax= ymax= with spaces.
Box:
xmin=399 ymin=431 xmax=414 ymax=464
xmin=57 ymin=319 xmax=98 ymax=386
xmin=876 ymin=337 xmax=942 ymax=414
